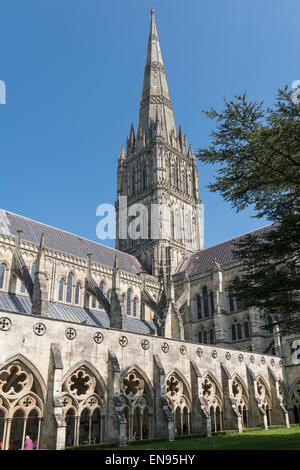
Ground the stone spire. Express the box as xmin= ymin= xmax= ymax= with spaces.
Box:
xmin=137 ymin=8 xmax=177 ymax=141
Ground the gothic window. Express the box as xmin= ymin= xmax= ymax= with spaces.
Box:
xmin=266 ymin=315 xmax=273 ymax=335
xmin=20 ymin=281 xmax=26 ymax=293
xmin=92 ymin=297 xmax=96 ymax=309
xmin=234 ymin=277 xmax=242 ymax=310
xmin=198 ymin=331 xmax=203 ymax=343
xmin=0 ymin=263 xmax=5 ymax=289
xmin=203 ymin=330 xmax=207 ymax=344
xmin=106 ymin=290 xmax=111 ymax=303
xmin=0 ymin=360 xmax=44 ymax=450
xmin=228 ymin=290 xmax=235 ymax=312
xmin=244 ymin=321 xmax=250 ymax=338
xmin=66 ymin=273 xmax=74 ymax=303
xmin=133 ymin=297 xmax=138 ymax=317
xmin=203 ymin=287 xmax=209 ymax=317
xmin=173 ymin=166 xmax=177 ymax=187
xmin=127 ymin=288 xmax=132 ymax=315
xmin=31 ymin=263 xmax=36 ymax=281
xmin=75 ymin=282 xmax=80 ymax=305
xmin=210 ymin=291 xmax=214 ymax=315
xmin=196 ymin=295 xmax=202 ymax=319
xmin=209 ymin=329 xmax=214 ymax=345
xmin=59 ymin=278 xmax=65 ymax=301
xmin=142 ymin=167 xmax=147 ymax=190
xmin=120 ymin=369 xmax=152 ymax=441
xmin=237 ymin=323 xmax=242 ymax=340
xmin=166 ymin=372 xmax=191 ymax=436
xmin=98 ymin=281 xmax=105 ymax=308
xmin=62 ymin=366 xmax=105 ymax=446
xmin=232 ymin=324 xmax=237 ymax=341
xmin=170 ymin=211 xmax=174 ymax=239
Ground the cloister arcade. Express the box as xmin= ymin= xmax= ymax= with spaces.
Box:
xmin=201 ymin=373 xmax=223 ymax=432
xmin=166 ymin=371 xmax=191 ymax=436
xmin=62 ymin=364 xmax=106 ymax=446
xmin=232 ymin=376 xmax=249 ymax=429
xmin=120 ymin=368 xmax=153 ymax=441
xmin=256 ymin=376 xmax=272 ymax=426
xmin=0 ymin=357 xmax=45 ymax=450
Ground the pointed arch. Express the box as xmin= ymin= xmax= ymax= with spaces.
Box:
xmin=202 ymin=371 xmax=223 ymax=402
xmin=62 ymin=360 xmax=107 ymax=399
xmin=231 ymin=374 xmax=249 ymax=403
xmin=166 ymin=368 xmax=192 ymax=401
xmin=0 ymin=354 xmax=47 ymax=400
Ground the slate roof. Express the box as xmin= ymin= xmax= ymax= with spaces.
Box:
xmin=0 ymin=292 xmax=156 ymax=335
xmin=180 ymin=224 xmax=276 ymax=276
xmin=0 ymin=209 xmax=143 ymax=275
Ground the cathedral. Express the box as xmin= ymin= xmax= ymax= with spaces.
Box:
xmin=0 ymin=10 xmax=299 ymax=450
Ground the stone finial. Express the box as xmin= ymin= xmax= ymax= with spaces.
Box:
xmin=16 ymin=229 xmax=23 ymax=248
xmin=87 ymin=253 xmax=92 ymax=275
xmin=119 ymin=145 xmax=125 ymax=160
xmin=213 ymin=257 xmax=222 ymax=272
xmin=114 ymin=254 xmax=119 ymax=270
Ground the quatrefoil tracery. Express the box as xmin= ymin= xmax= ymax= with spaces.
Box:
xmin=121 ymin=372 xmax=144 ymax=397
xmin=166 ymin=375 xmax=183 ymax=399
xmin=66 ymin=368 xmax=95 ymax=399
xmin=0 ymin=364 xmax=33 ymax=398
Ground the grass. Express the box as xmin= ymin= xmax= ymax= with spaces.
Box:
xmin=68 ymin=425 xmax=300 ymax=451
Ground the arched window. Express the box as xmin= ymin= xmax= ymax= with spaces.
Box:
xmin=98 ymin=281 xmax=105 ymax=308
xmin=59 ymin=278 xmax=65 ymax=302
xmin=106 ymin=290 xmax=111 ymax=302
xmin=20 ymin=262 xmax=37 ymax=294
xmin=133 ymin=297 xmax=138 ymax=317
xmin=75 ymin=282 xmax=80 ymax=305
xmin=142 ymin=167 xmax=147 ymax=190
xmin=127 ymin=288 xmax=132 ymax=315
xmin=228 ymin=290 xmax=235 ymax=312
xmin=210 ymin=291 xmax=214 ymax=315
xmin=203 ymin=330 xmax=208 ymax=344
xmin=209 ymin=329 xmax=214 ymax=345
xmin=0 ymin=263 xmax=6 ymax=289
xmin=31 ymin=263 xmax=36 ymax=280
xmin=244 ymin=321 xmax=250 ymax=338
xmin=232 ymin=324 xmax=237 ymax=341
xmin=196 ymin=295 xmax=202 ymax=319
xmin=234 ymin=277 xmax=242 ymax=310
xmin=198 ymin=331 xmax=203 ymax=343
xmin=203 ymin=287 xmax=209 ymax=317
xmin=66 ymin=273 xmax=74 ymax=303
xmin=237 ymin=323 xmax=242 ymax=340
xmin=20 ymin=281 xmax=26 ymax=293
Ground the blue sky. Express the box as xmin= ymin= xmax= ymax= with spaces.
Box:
xmin=0 ymin=0 xmax=299 ymax=249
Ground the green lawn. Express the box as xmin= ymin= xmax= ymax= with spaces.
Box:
xmin=68 ymin=425 xmax=300 ymax=451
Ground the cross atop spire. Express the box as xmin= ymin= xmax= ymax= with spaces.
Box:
xmin=137 ymin=9 xmax=177 ymax=141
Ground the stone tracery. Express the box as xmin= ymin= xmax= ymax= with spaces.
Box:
xmin=0 ymin=359 xmax=44 ymax=450
xmin=62 ymin=365 xmax=105 ymax=447
xmin=166 ymin=372 xmax=191 ymax=436
xmin=120 ymin=368 xmax=152 ymax=441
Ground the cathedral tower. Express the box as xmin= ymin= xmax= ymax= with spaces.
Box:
xmin=116 ymin=9 xmax=203 ymax=277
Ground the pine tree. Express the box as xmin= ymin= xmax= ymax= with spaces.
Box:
xmin=197 ymin=87 xmax=300 ymax=334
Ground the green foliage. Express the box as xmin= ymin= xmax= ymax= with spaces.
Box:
xmin=197 ymin=87 xmax=300 ymax=333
